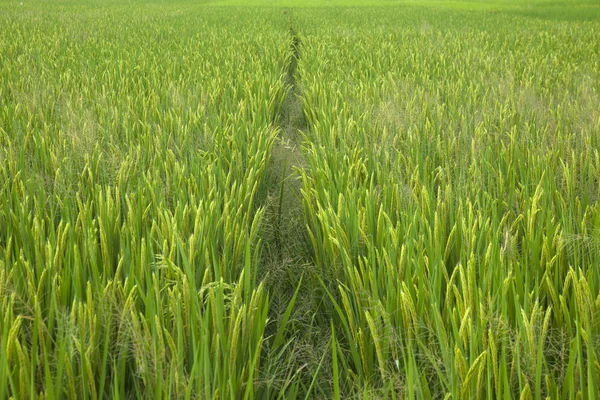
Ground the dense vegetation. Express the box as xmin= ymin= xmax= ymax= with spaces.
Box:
xmin=1 ymin=0 xmax=599 ymax=398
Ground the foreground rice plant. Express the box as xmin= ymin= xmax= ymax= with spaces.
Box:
xmin=296 ymin=6 xmax=600 ymax=398
xmin=0 ymin=4 xmax=300 ymax=398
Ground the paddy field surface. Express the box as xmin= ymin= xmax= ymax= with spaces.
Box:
xmin=1 ymin=0 xmax=599 ymax=398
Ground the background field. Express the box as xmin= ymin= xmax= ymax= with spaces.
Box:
xmin=1 ymin=0 xmax=599 ymax=398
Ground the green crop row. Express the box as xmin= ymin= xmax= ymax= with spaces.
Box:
xmin=296 ymin=6 xmax=600 ymax=399
xmin=0 ymin=5 xmax=301 ymax=399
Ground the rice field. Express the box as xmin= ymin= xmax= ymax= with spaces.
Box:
xmin=1 ymin=0 xmax=599 ymax=398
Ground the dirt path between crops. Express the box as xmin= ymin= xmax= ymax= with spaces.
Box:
xmin=260 ymin=16 xmax=311 ymax=280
